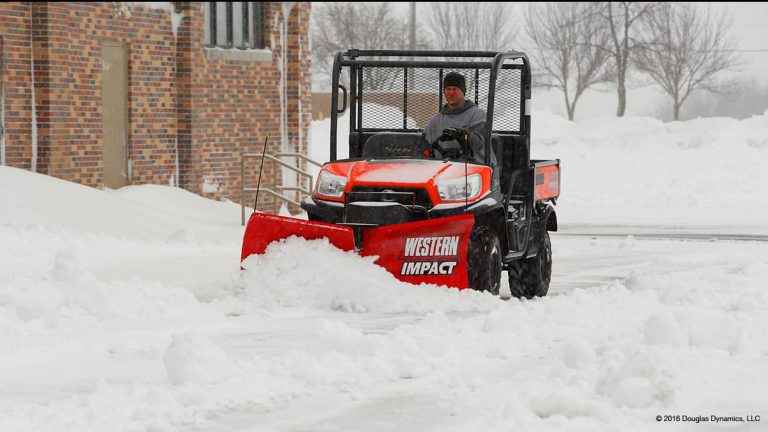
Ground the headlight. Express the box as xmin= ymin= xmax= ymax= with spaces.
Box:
xmin=315 ymin=170 xmax=347 ymax=198
xmin=437 ymin=173 xmax=482 ymax=201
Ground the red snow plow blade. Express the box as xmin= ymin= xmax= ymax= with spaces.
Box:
xmin=241 ymin=213 xmax=355 ymax=258
xmin=241 ymin=212 xmax=475 ymax=289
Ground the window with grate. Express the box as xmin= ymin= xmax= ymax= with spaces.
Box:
xmin=204 ymin=2 xmax=266 ymax=49
xmin=354 ymin=65 xmax=523 ymax=133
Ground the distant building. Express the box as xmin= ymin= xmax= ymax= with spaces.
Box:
xmin=0 ymin=2 xmax=311 ymax=211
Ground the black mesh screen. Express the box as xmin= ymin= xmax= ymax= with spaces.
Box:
xmin=355 ymin=66 xmax=522 ymax=133
xmin=493 ymin=68 xmax=523 ymax=132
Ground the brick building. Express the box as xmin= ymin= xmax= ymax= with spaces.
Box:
xmin=0 ymin=2 xmax=312 ymax=211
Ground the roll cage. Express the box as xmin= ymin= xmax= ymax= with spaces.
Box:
xmin=328 ymin=50 xmax=532 ymax=167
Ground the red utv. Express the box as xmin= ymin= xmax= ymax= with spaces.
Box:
xmin=242 ymin=50 xmax=560 ymax=298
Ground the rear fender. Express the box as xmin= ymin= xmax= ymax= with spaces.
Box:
xmin=525 ymin=204 xmax=556 ymax=258
xmin=543 ymin=204 xmax=558 ymax=232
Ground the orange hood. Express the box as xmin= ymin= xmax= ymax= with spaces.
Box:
xmin=318 ymin=159 xmax=491 ymax=204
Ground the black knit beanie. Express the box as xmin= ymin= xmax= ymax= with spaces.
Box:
xmin=443 ymin=72 xmax=466 ymax=94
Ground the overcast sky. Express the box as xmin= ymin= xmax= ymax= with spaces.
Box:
xmin=406 ymin=2 xmax=768 ymax=71
xmin=395 ymin=2 xmax=768 ymax=74
xmin=722 ymin=2 xmax=768 ymax=75
xmin=313 ymin=2 xmax=768 ymax=119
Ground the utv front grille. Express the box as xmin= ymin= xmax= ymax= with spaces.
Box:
xmin=349 ymin=187 xmax=433 ymax=209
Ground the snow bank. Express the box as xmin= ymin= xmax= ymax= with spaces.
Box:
xmin=241 ymin=236 xmax=499 ymax=314
xmin=0 ymin=166 xmax=244 ymax=242
xmin=0 ymin=240 xmax=223 ymax=351
xmin=311 ymin=109 xmax=768 ymax=227
xmin=528 ymin=110 xmax=768 ymax=226
xmin=163 ymin=332 xmax=238 ymax=386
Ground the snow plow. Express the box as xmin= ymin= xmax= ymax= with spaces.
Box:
xmin=242 ymin=50 xmax=560 ymax=298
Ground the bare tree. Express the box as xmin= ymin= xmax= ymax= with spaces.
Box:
xmin=526 ymin=3 xmax=614 ymax=120
xmin=311 ymin=3 xmax=411 ymax=90
xmin=425 ymin=3 xmax=518 ymax=52
xmin=420 ymin=4 xmax=516 ymax=109
xmin=634 ymin=3 xmax=740 ymax=121
xmin=596 ymin=2 xmax=659 ymax=117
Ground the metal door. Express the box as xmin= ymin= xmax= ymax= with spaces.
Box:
xmin=101 ymin=41 xmax=128 ymax=188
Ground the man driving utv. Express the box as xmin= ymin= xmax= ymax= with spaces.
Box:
xmin=423 ymin=72 xmax=496 ymax=165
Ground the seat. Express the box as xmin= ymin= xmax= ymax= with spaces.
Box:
xmin=361 ymin=132 xmax=430 ymax=159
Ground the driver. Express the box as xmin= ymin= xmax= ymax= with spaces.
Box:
xmin=423 ymin=72 xmax=495 ymax=165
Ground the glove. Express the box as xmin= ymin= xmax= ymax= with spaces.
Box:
xmin=440 ymin=127 xmax=467 ymax=143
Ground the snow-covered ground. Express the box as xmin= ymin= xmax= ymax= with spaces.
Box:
xmin=2 ymin=112 xmax=768 ymax=431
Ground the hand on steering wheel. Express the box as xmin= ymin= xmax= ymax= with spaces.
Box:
xmin=440 ymin=127 xmax=468 ymax=143
xmin=432 ymin=136 xmax=469 ymax=160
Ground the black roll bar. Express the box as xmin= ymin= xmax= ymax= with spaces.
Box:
xmin=486 ymin=52 xmax=531 ymax=165
xmin=330 ymin=49 xmax=532 ymax=166
xmin=344 ymin=50 xmax=505 ymax=58
xmin=330 ymin=52 xmax=343 ymax=161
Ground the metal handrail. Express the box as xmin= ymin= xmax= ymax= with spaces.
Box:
xmin=276 ymin=152 xmax=323 ymax=168
xmin=241 ymin=152 xmax=322 ymax=225
xmin=245 ymin=187 xmax=301 ymax=207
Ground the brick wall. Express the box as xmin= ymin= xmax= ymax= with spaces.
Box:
xmin=186 ymin=3 xmax=313 ymax=212
xmin=8 ymin=2 xmax=179 ymax=186
xmin=0 ymin=2 xmax=33 ymax=170
xmin=0 ymin=2 xmax=312 ymax=214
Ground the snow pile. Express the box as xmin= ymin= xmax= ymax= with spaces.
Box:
xmin=0 ymin=167 xmax=245 ymax=242
xmin=0 ymin=239 xmax=224 ymax=352
xmin=528 ymin=111 xmax=768 ymax=226
xmin=311 ymin=109 xmax=768 ymax=227
xmin=530 ymin=108 xmax=576 ymax=145
xmin=241 ymin=236 xmax=499 ymax=314
xmin=643 ymin=312 xmax=688 ymax=347
xmin=596 ymin=351 xmax=675 ymax=409
xmin=163 ymin=332 xmax=238 ymax=386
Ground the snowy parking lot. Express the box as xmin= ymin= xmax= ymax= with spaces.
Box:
xmin=2 ymin=112 xmax=768 ymax=431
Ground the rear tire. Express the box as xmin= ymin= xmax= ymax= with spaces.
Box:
xmin=468 ymin=227 xmax=502 ymax=295
xmin=508 ymin=230 xmax=552 ymax=299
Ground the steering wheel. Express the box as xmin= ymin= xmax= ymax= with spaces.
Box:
xmin=431 ymin=137 xmax=470 ymax=160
